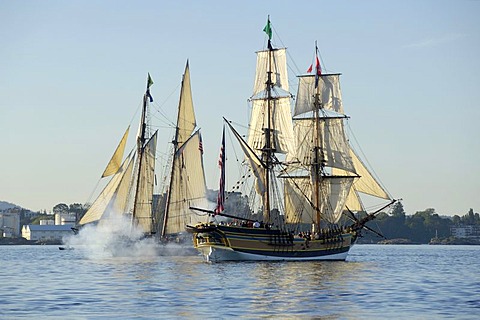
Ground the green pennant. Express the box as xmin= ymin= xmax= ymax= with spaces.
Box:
xmin=147 ymin=73 xmax=154 ymax=88
xmin=263 ymin=18 xmax=272 ymax=40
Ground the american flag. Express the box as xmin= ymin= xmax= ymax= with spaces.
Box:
xmin=198 ymin=133 xmax=204 ymax=154
xmin=216 ymin=127 xmax=226 ymax=213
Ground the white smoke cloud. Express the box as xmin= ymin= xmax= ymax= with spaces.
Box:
xmin=62 ymin=213 xmax=199 ymax=259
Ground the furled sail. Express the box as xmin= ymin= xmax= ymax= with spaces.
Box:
xmin=163 ymin=130 xmax=208 ymax=234
xmin=79 ymin=153 xmax=135 ymax=225
xmin=101 ymin=126 xmax=130 ymax=177
xmin=248 ymin=48 xmax=295 ymax=156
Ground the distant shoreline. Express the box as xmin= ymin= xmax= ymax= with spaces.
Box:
xmin=2 ymin=237 xmax=478 ymax=246
xmin=0 ymin=238 xmax=62 ymax=245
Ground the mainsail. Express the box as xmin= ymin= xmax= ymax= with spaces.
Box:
xmin=132 ymin=131 xmax=158 ymax=234
xmin=161 ymin=61 xmax=208 ymax=236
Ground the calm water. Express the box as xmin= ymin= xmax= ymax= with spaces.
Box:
xmin=0 ymin=244 xmax=479 ymax=319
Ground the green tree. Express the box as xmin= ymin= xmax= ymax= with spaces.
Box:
xmin=69 ymin=203 xmax=87 ymax=220
xmin=452 ymin=215 xmax=461 ymax=225
xmin=31 ymin=214 xmax=54 ymax=225
xmin=53 ymin=203 xmax=69 ymax=214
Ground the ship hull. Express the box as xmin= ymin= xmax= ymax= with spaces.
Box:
xmin=189 ymin=224 xmax=355 ymax=262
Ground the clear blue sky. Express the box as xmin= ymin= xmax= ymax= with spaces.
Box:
xmin=1 ymin=0 xmax=479 ymax=216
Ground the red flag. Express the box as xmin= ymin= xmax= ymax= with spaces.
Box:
xmin=315 ymin=56 xmax=322 ymax=88
xmin=307 ymin=64 xmax=313 ymax=73
xmin=315 ymin=56 xmax=322 ymax=75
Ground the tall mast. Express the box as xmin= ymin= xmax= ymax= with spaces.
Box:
xmin=262 ymin=16 xmax=273 ymax=224
xmin=161 ymin=63 xmax=186 ymax=237
xmin=313 ymin=42 xmax=324 ymax=230
xmin=132 ymin=81 xmax=149 ymax=233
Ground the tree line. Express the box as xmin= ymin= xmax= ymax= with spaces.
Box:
xmin=358 ymin=203 xmax=480 ymax=244
xmin=23 ymin=197 xmax=479 ymax=245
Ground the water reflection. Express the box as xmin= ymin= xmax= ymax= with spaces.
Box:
xmin=2 ymin=245 xmax=479 ymax=319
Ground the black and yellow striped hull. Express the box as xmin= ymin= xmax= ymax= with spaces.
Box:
xmin=189 ymin=224 xmax=355 ymax=262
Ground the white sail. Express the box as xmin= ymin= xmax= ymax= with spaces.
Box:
xmin=228 ymin=121 xmax=266 ymax=195
xmin=79 ymin=154 xmax=134 ymax=225
xmin=133 ymin=131 xmax=158 ymax=234
xmin=248 ymin=97 xmax=296 ymax=155
xmin=163 ymin=130 xmax=208 ymax=234
xmin=284 ymin=178 xmax=312 ymax=224
xmin=294 ymin=74 xmax=344 ymax=116
xmin=162 ymin=62 xmax=208 ymax=236
xmin=318 ymin=176 xmax=355 ymax=223
xmin=101 ymin=126 xmax=130 ymax=177
xmin=284 ymin=175 xmax=354 ymax=224
xmin=332 ymin=148 xmax=391 ymax=199
xmin=343 ymin=188 xmax=364 ymax=212
xmin=290 ymin=117 xmax=355 ymax=172
xmin=109 ymin=153 xmax=135 ymax=216
xmin=248 ymin=48 xmax=296 ymax=156
xmin=253 ymin=48 xmax=289 ymax=94
xmin=330 ymin=147 xmax=391 ymax=214
xmin=349 ymin=148 xmax=390 ymax=199
xmin=176 ymin=61 xmax=197 ymax=145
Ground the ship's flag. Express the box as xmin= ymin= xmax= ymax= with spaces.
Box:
xmin=215 ymin=126 xmax=226 ymax=214
xmin=198 ymin=132 xmax=204 ymax=155
xmin=263 ymin=17 xmax=272 ymax=40
xmin=146 ymin=73 xmax=154 ymax=102
xmin=314 ymin=56 xmax=322 ymax=88
xmin=147 ymin=73 xmax=154 ymax=88
xmin=307 ymin=64 xmax=313 ymax=73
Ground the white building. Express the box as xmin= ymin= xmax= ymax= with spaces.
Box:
xmin=55 ymin=213 xmax=76 ymax=225
xmin=0 ymin=211 xmax=20 ymax=237
xmin=451 ymin=225 xmax=480 ymax=240
xmin=21 ymin=225 xmax=73 ymax=241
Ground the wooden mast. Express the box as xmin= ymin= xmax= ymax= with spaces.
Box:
xmin=132 ymin=87 xmax=148 ymax=234
xmin=161 ymin=62 xmax=188 ymax=237
xmin=263 ymin=19 xmax=274 ymax=224
xmin=313 ymin=42 xmax=324 ymax=232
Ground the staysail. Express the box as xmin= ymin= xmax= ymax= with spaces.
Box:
xmin=332 ymin=147 xmax=392 ymax=212
xmin=101 ymin=127 xmax=130 ymax=178
xmin=78 ymin=152 xmax=135 ymax=225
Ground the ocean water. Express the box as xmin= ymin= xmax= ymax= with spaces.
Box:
xmin=0 ymin=244 xmax=478 ymax=319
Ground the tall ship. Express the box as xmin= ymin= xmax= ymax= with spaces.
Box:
xmin=187 ymin=18 xmax=397 ymax=262
xmin=75 ymin=62 xmax=208 ymax=242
